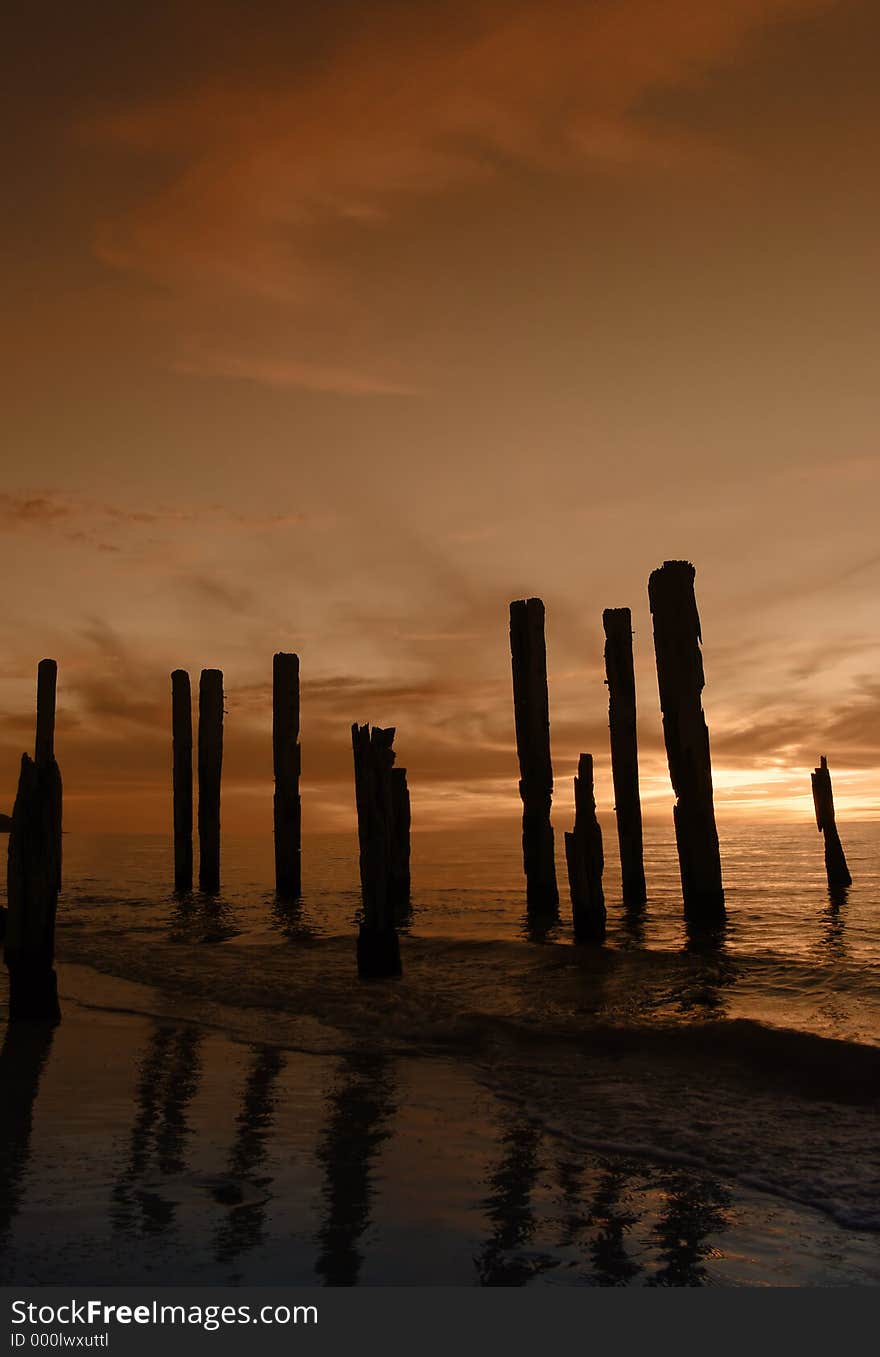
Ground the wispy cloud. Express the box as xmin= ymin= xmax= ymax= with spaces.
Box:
xmin=76 ymin=0 xmax=833 ymax=392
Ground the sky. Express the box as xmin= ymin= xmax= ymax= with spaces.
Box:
xmin=3 ymin=0 xmax=879 ymax=835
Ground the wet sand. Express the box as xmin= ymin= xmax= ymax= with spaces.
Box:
xmin=1 ymin=962 xmax=878 ymax=1286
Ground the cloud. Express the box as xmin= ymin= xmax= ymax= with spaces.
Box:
xmin=77 ymin=0 xmax=833 ymax=391
xmin=0 ymin=490 xmax=311 ymax=551
xmin=174 ymin=348 xmax=420 ymax=396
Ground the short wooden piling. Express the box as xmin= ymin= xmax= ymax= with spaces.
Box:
xmin=198 ymin=669 xmax=223 ymax=894
xmin=4 ymin=661 xmax=63 ymax=1021
xmin=648 ymin=561 xmax=724 ymax=919
xmin=351 ymin=723 xmax=401 ymax=977
xmin=273 ymin=653 xmax=301 ymax=899
xmin=811 ymin=756 xmax=851 ymax=888
xmin=171 ymin=670 xmax=193 ymax=893
xmin=509 ymin=598 xmax=559 ymax=912
xmin=389 ymin=767 xmax=411 ymax=914
xmin=564 ymin=753 xmax=606 ymax=942
xmin=602 ymin=608 xmax=647 ymax=907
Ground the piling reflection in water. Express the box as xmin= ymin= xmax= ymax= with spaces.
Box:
xmin=213 ymin=1045 xmax=285 ymax=1265
xmin=111 ymin=1022 xmax=203 ymax=1236
xmin=476 ymin=1115 xmax=550 ymax=1286
xmin=588 ymin=1163 xmax=642 ymax=1286
xmin=680 ymin=915 xmax=737 ymax=1016
xmin=649 ymin=1171 xmax=731 ymax=1286
xmin=314 ymin=1053 xmax=396 ymax=1286
xmin=0 ymin=1022 xmax=55 ymax=1268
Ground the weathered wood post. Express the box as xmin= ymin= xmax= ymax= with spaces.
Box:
xmin=564 ymin=753 xmax=606 ymax=941
xmin=198 ymin=669 xmax=223 ymax=894
xmin=648 ymin=561 xmax=724 ymax=919
xmin=602 ymin=608 xmax=647 ymax=907
xmin=171 ymin=670 xmax=193 ymax=893
xmin=509 ymin=598 xmax=559 ymax=912
xmin=811 ymin=756 xmax=852 ymax=888
xmin=4 ymin=660 xmax=63 ymax=1021
xmin=273 ymin=652 xmax=301 ymax=899
xmin=351 ymin=723 xmax=401 ymax=977
xmin=389 ymin=766 xmax=411 ymax=915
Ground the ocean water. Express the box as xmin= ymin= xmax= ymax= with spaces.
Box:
xmin=33 ymin=818 xmax=880 ymax=1047
xmin=1 ymin=818 xmax=879 ymax=1284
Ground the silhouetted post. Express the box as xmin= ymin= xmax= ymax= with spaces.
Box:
xmin=171 ymin=670 xmax=193 ymax=893
xmin=389 ymin=767 xmax=411 ymax=915
xmin=351 ymin=723 xmax=401 ymax=978
xmin=648 ymin=561 xmax=724 ymax=919
xmin=564 ymin=754 xmax=606 ymax=942
xmin=273 ymin=653 xmax=301 ymax=899
xmin=35 ymin=658 xmax=57 ymax=766
xmin=811 ymin=756 xmax=851 ymax=888
xmin=198 ymin=669 xmax=223 ymax=894
xmin=509 ymin=598 xmax=559 ymax=912
xmin=602 ymin=608 xmax=647 ymax=907
xmin=5 ymin=661 xmax=63 ymax=1021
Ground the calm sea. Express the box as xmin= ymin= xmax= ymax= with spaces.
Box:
xmin=19 ymin=818 xmax=880 ymax=1047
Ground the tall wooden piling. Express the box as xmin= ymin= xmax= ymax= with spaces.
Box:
xmin=564 ymin=753 xmax=606 ymax=942
xmin=5 ymin=661 xmax=63 ymax=1021
xmin=35 ymin=659 xmax=57 ymax=766
xmin=648 ymin=561 xmax=724 ymax=919
xmin=273 ymin=653 xmax=301 ymax=898
xmin=351 ymin=723 xmax=401 ymax=977
xmin=509 ymin=598 xmax=559 ymax=912
xmin=811 ymin=756 xmax=851 ymax=888
xmin=198 ymin=669 xmax=223 ymax=894
xmin=602 ymin=608 xmax=647 ymax=907
xmin=389 ymin=767 xmax=411 ymax=914
xmin=171 ymin=670 xmax=193 ymax=893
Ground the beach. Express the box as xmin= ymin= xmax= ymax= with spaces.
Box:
xmin=2 ymin=822 xmax=879 ymax=1286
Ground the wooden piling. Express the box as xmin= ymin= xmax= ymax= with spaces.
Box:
xmin=198 ymin=669 xmax=223 ymax=894
xmin=389 ymin=767 xmax=411 ymax=914
xmin=602 ymin=608 xmax=647 ymax=907
xmin=648 ymin=561 xmax=724 ymax=919
xmin=171 ymin=670 xmax=193 ymax=893
xmin=35 ymin=659 xmax=57 ymax=766
xmin=509 ymin=598 xmax=559 ymax=912
xmin=811 ymin=756 xmax=851 ymax=888
xmin=351 ymin=723 xmax=401 ymax=977
xmin=4 ymin=662 xmax=63 ymax=1021
xmin=564 ymin=753 xmax=606 ymax=942
xmin=273 ymin=653 xmax=301 ymax=899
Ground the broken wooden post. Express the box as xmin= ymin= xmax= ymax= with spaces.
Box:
xmin=198 ymin=669 xmax=223 ymax=894
xmin=648 ymin=561 xmax=724 ymax=919
xmin=509 ymin=598 xmax=559 ymax=912
xmin=4 ymin=661 xmax=63 ymax=1021
xmin=564 ymin=753 xmax=606 ymax=941
xmin=273 ymin=652 xmax=301 ymax=899
xmin=811 ymin=756 xmax=851 ymax=888
xmin=351 ymin=723 xmax=401 ymax=977
xmin=602 ymin=608 xmax=647 ymax=907
xmin=171 ymin=670 xmax=193 ymax=893
xmin=389 ymin=766 xmax=411 ymax=915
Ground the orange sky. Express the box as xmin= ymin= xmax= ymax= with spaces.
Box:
xmin=3 ymin=0 xmax=879 ymax=834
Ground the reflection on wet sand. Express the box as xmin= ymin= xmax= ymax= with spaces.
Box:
xmin=111 ymin=1023 xmax=202 ymax=1236
xmin=212 ymin=1045 xmax=285 ymax=1264
xmin=0 ymin=1022 xmax=55 ymax=1269
xmin=314 ymin=1053 xmax=396 ymax=1286
xmin=649 ymin=1171 xmax=731 ymax=1286
xmin=476 ymin=1114 xmax=550 ymax=1285
xmin=588 ymin=1163 xmax=642 ymax=1286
